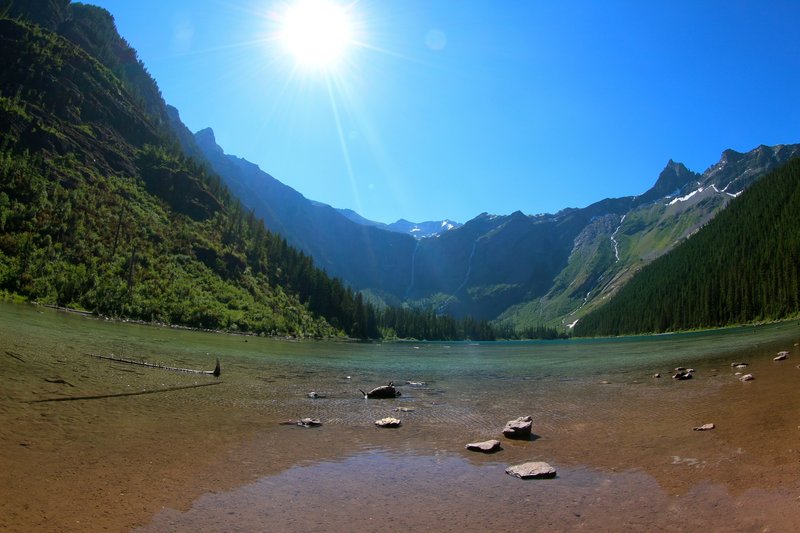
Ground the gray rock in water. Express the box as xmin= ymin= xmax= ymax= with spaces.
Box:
xmin=739 ymin=374 xmax=755 ymax=382
xmin=693 ymin=423 xmax=715 ymax=431
xmin=672 ymin=371 xmax=693 ymax=380
xmin=505 ymin=461 xmax=557 ymax=479
xmin=360 ymin=382 xmax=401 ymax=399
xmin=730 ymin=362 xmax=748 ymax=367
xmin=298 ymin=417 xmax=322 ymax=427
xmin=774 ymin=351 xmax=789 ymax=361
xmin=307 ymin=391 xmax=326 ymax=399
xmin=503 ymin=416 xmax=533 ymax=439
xmin=465 ymin=439 xmax=502 ymax=453
xmin=375 ymin=417 xmax=402 ymax=428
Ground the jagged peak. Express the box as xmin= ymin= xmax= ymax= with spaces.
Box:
xmin=194 ymin=127 xmax=224 ymax=156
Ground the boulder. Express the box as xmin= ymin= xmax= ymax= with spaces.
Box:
xmin=503 ymin=416 xmax=533 ymax=439
xmin=375 ymin=417 xmax=402 ymax=428
xmin=465 ymin=439 xmax=502 ymax=453
xmin=360 ymin=382 xmax=401 ymax=399
xmin=693 ymin=423 xmax=715 ymax=431
xmin=505 ymin=461 xmax=557 ymax=479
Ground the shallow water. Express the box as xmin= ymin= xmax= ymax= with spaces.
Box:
xmin=2 ymin=302 xmax=800 ymax=531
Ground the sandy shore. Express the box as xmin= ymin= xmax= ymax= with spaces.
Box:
xmin=2 ymin=308 xmax=800 ymax=531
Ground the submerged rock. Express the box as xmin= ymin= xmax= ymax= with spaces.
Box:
xmin=393 ymin=407 xmax=415 ymax=412
xmin=739 ymin=374 xmax=755 ymax=382
xmin=280 ymin=418 xmax=322 ymax=427
xmin=405 ymin=381 xmax=427 ymax=386
xmin=774 ymin=351 xmax=789 ymax=361
xmin=731 ymin=362 xmax=748 ymax=367
xmin=505 ymin=461 xmax=557 ymax=479
xmin=375 ymin=417 xmax=402 ymax=428
xmin=503 ymin=416 xmax=533 ymax=439
xmin=307 ymin=391 xmax=326 ymax=399
xmin=360 ymin=382 xmax=401 ymax=399
xmin=672 ymin=371 xmax=693 ymax=380
xmin=693 ymin=423 xmax=715 ymax=431
xmin=653 ymin=373 xmax=661 ymax=378
xmin=465 ymin=439 xmax=502 ymax=453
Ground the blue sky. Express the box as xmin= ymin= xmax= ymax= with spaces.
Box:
xmin=89 ymin=0 xmax=799 ymax=224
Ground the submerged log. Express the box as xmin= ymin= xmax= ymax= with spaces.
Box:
xmin=359 ymin=382 xmax=401 ymax=399
xmin=27 ymin=381 xmax=222 ymax=403
xmin=89 ymin=353 xmax=220 ymax=376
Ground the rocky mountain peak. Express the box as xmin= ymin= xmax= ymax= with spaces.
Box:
xmin=194 ymin=127 xmax=224 ymax=156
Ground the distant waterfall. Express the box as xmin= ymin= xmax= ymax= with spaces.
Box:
xmin=404 ymin=239 xmax=421 ymax=299
xmin=610 ymin=214 xmax=626 ymax=263
xmin=439 ymin=240 xmax=478 ymax=312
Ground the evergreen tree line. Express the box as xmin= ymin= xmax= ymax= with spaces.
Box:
xmin=0 ymin=8 xmax=567 ymax=341
xmin=574 ymin=157 xmax=800 ymax=336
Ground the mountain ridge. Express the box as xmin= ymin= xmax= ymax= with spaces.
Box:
xmin=190 ymin=128 xmax=799 ymax=329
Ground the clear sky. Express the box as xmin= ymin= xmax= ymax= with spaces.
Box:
xmin=88 ymin=0 xmax=800 ymax=224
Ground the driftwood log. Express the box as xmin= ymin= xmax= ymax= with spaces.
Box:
xmin=89 ymin=353 xmax=220 ymax=377
xmin=359 ymin=382 xmax=401 ymax=399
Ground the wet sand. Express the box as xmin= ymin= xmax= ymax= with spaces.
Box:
xmin=2 ymin=306 xmax=800 ymax=531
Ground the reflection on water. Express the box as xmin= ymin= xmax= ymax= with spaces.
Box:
xmin=2 ymin=302 xmax=800 ymax=531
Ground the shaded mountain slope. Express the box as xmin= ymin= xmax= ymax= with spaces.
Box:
xmin=0 ymin=9 xmax=378 ymax=338
xmin=574 ymin=157 xmax=800 ymax=336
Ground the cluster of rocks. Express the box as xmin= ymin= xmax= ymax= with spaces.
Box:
xmin=464 ymin=415 xmax=557 ymax=480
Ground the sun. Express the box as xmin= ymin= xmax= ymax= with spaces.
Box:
xmin=279 ymin=0 xmax=353 ymax=69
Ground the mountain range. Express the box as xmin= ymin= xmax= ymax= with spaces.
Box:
xmin=188 ymin=123 xmax=800 ymax=329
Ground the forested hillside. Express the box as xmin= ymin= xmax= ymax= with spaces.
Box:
xmin=574 ymin=157 xmax=800 ymax=336
xmin=0 ymin=4 xmax=504 ymax=340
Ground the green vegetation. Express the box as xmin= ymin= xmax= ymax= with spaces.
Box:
xmin=575 ymin=158 xmax=800 ymax=336
xmin=0 ymin=7 xmax=539 ymax=341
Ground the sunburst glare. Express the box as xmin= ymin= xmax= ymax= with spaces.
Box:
xmin=277 ymin=0 xmax=354 ymax=69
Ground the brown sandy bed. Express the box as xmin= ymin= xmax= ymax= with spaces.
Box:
xmin=2 ymin=306 xmax=800 ymax=531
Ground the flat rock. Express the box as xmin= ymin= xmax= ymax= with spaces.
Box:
xmin=465 ymin=439 xmax=502 ymax=453
xmin=375 ymin=417 xmax=402 ymax=428
xmin=505 ymin=461 xmax=557 ymax=479
xmin=693 ymin=423 xmax=715 ymax=431
xmin=739 ymin=373 xmax=755 ymax=382
xmin=503 ymin=416 xmax=533 ymax=439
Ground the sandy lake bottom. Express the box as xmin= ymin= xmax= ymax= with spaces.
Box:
xmin=2 ymin=303 xmax=800 ymax=532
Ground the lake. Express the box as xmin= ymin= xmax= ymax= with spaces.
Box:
xmin=2 ymin=302 xmax=799 ymax=531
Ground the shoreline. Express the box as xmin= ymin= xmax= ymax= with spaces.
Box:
xmin=26 ymin=299 xmax=800 ymax=345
